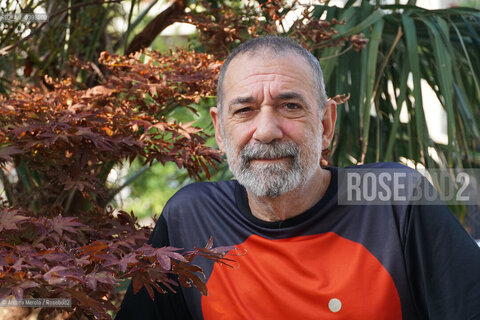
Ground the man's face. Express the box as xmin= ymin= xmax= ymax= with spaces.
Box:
xmin=211 ymin=51 xmax=334 ymax=198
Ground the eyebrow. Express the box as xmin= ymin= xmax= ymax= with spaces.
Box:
xmin=227 ymin=91 xmax=309 ymax=113
xmin=275 ymin=92 xmax=308 ymax=106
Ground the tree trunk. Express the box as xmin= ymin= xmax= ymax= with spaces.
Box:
xmin=125 ymin=0 xmax=187 ymax=56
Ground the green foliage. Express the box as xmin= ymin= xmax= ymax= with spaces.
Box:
xmin=318 ymin=3 xmax=480 ymax=170
xmin=121 ymin=160 xmax=182 ymax=220
xmin=0 ymin=0 xmax=126 ymax=90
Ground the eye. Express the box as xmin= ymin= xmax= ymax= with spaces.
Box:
xmin=283 ymin=103 xmax=301 ymax=110
xmin=233 ymin=107 xmax=253 ymax=115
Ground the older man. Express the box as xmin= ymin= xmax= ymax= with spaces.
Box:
xmin=116 ymin=37 xmax=480 ymax=319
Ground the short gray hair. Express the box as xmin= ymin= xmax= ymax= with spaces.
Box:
xmin=216 ymin=36 xmax=328 ymax=115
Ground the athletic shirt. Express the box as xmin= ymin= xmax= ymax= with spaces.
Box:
xmin=116 ymin=163 xmax=480 ymax=319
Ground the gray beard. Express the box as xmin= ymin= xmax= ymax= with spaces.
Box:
xmin=225 ymin=139 xmax=321 ymax=198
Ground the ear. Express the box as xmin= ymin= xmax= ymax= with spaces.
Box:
xmin=210 ymin=107 xmax=225 ymax=152
xmin=321 ymin=99 xmax=337 ymax=150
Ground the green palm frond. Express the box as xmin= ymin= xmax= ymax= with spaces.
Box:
xmin=316 ymin=2 xmax=480 ymax=169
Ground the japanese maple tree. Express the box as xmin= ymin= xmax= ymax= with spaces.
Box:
xmin=0 ymin=49 xmax=235 ymax=319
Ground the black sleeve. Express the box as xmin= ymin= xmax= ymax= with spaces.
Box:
xmin=404 ymin=198 xmax=480 ymax=319
xmin=115 ymin=215 xmax=192 ymax=320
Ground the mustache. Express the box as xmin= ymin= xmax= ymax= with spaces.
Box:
xmin=240 ymin=141 xmax=300 ymax=163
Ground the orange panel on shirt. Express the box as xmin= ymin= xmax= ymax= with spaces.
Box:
xmin=201 ymin=232 xmax=402 ymax=320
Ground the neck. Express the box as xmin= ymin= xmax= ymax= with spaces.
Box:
xmin=246 ymin=167 xmax=331 ymax=222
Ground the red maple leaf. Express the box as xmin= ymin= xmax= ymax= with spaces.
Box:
xmin=0 ymin=208 xmax=29 ymax=232
xmin=77 ymin=241 xmax=109 ymax=257
xmin=117 ymin=253 xmax=138 ymax=273
xmin=49 ymin=214 xmax=86 ymax=236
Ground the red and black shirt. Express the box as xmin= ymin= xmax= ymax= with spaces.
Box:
xmin=117 ymin=164 xmax=480 ymax=319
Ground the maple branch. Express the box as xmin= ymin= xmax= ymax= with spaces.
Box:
xmin=88 ymin=61 xmax=107 ymax=83
xmin=125 ymin=0 xmax=187 ymax=56
xmin=104 ymin=163 xmax=153 ymax=206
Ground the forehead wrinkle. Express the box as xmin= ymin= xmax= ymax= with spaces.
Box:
xmin=228 ymin=72 xmax=308 ymax=89
xmin=224 ymin=56 xmax=313 ymax=91
xmin=226 ymin=75 xmax=311 ymax=101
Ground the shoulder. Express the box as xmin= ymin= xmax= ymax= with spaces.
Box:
xmin=161 ymin=180 xmax=238 ymax=216
xmin=153 ymin=180 xmax=242 ymax=248
xmin=168 ymin=180 xmax=237 ymax=202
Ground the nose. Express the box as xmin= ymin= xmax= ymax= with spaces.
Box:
xmin=252 ymin=107 xmax=283 ymax=144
